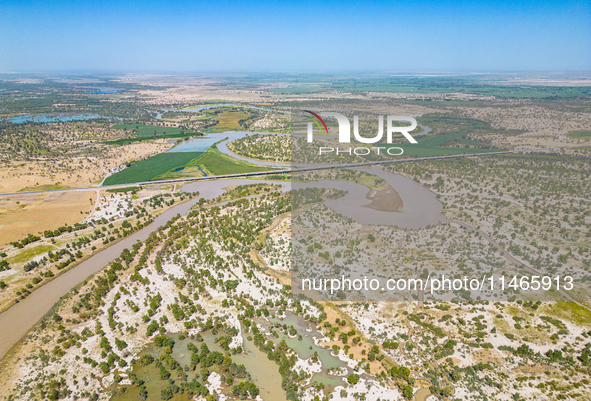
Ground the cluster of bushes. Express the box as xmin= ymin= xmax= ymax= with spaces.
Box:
xmin=383 ymin=340 xmax=399 ymax=350
xmin=23 ymin=260 xmax=39 ymax=272
xmin=11 ymin=234 xmax=40 ymax=248
xmin=232 ymin=381 xmax=259 ymax=399
xmin=43 ymin=222 xmax=90 ymax=238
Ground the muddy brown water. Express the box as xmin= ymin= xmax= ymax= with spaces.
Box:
xmin=0 ymin=168 xmax=442 ymax=360
xmin=294 ymin=166 xmax=443 ymax=229
xmin=110 ymin=331 xmax=287 ymax=401
xmin=233 ymin=332 xmax=288 ymax=401
xmin=0 ymin=179 xmax=289 ymax=360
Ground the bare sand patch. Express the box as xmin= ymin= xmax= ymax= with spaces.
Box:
xmin=414 ymin=387 xmax=432 ymax=401
xmin=0 ymin=159 xmax=98 ymax=194
xmin=512 ymin=364 xmax=555 ymax=375
xmin=0 ymin=191 xmax=95 ymax=247
xmin=265 ymin=268 xmax=291 ymax=285
xmin=256 ymin=213 xmax=292 ymax=283
xmin=363 ymin=185 xmax=403 ymax=212
xmin=472 ymin=348 xmax=505 ymax=365
xmin=319 ymin=303 xmax=387 ymax=375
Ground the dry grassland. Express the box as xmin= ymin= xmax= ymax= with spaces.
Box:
xmin=0 ymin=141 xmax=171 ymax=194
xmin=0 ymin=191 xmax=95 ymax=247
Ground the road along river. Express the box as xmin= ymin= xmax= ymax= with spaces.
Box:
xmin=0 ymin=179 xmax=288 ymax=360
xmin=0 ymin=167 xmax=442 ymax=360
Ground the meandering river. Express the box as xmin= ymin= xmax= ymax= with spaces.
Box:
xmin=0 ymin=179 xmax=287 ymax=359
xmin=294 ymin=166 xmax=444 ymax=229
xmin=168 ymin=131 xmax=291 ymax=167
xmin=0 ymin=168 xmax=443 ymax=360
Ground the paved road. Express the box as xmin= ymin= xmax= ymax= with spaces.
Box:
xmin=0 ymin=147 xmax=561 ymax=197
xmin=0 ymin=144 xmax=580 ymax=364
xmin=0 ymin=179 xmax=288 ymax=360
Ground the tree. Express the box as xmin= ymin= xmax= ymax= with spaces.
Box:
xmin=403 ymin=385 xmax=413 ymax=399
xmin=161 ymin=388 xmax=173 ymax=400
xmin=232 ymin=382 xmax=259 ymax=399
xmin=347 ymin=373 xmax=360 ymax=385
xmin=139 ymin=386 xmax=148 ymax=400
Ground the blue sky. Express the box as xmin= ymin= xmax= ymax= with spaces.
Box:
xmin=0 ymin=0 xmax=589 ymax=72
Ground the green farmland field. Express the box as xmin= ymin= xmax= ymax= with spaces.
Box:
xmin=106 ymin=124 xmax=201 ymax=145
xmin=566 ymin=131 xmax=591 ymax=139
xmin=106 ymin=186 xmax=140 ymax=193
xmin=190 ymin=148 xmax=274 ymax=176
xmin=103 ymin=152 xmax=203 ymax=185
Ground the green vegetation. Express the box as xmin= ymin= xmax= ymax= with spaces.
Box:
xmin=543 ymin=302 xmax=591 ymax=327
xmin=18 ymin=183 xmax=69 ymax=192
xmin=112 ymin=334 xmax=255 ymax=401
xmin=417 ymin=113 xmax=521 ymax=136
xmin=103 ymin=152 xmax=203 ymax=185
xmin=269 ymin=77 xmax=591 ymax=99
xmin=189 ymin=146 xmax=275 ymax=176
xmin=228 ymin=134 xmax=291 ymax=162
xmin=106 ymin=186 xmax=141 ymax=193
xmin=207 ymin=110 xmax=251 ymax=132
xmin=229 ymin=129 xmax=491 ymax=164
xmin=387 ymin=132 xmax=502 ymax=157
xmin=296 ymin=129 xmax=503 ymax=164
xmin=256 ymin=173 xmax=292 ymax=181
xmin=180 ymin=103 xmax=214 ymax=110
xmin=567 ymin=130 xmax=591 ymax=139
xmin=5 ymin=74 xmax=591 ymax=401
xmin=103 ymin=142 xmax=274 ymax=185
xmin=0 ymin=79 xmax=152 ymax=120
xmin=7 ymin=244 xmax=56 ymax=265
xmin=106 ymin=124 xmax=201 ymax=145
xmin=0 ymin=260 xmax=10 ymax=272
xmin=10 ymin=234 xmax=41 ymax=249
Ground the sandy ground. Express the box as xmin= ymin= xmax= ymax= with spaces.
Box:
xmin=119 ymin=75 xmax=464 ymax=111
xmin=0 ymin=141 xmax=171 ymax=194
xmin=484 ymin=76 xmax=591 ymax=86
xmin=0 ymin=141 xmax=172 ymax=246
xmin=319 ymin=303 xmax=387 ymax=376
xmin=0 ymin=159 xmax=99 ymax=194
xmin=0 ymin=188 xmax=190 ymax=312
xmin=457 ymin=103 xmax=591 ymax=149
xmin=259 ymin=216 xmax=291 ymax=272
xmin=364 ymin=185 xmax=403 ymax=212
xmin=0 ymin=191 xmax=95 ymax=247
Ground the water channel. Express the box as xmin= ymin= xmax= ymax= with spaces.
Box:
xmin=0 ymin=167 xmax=442 ymax=360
